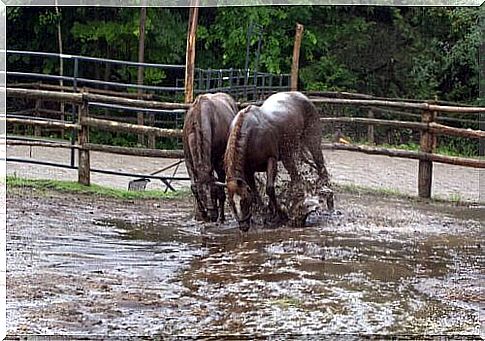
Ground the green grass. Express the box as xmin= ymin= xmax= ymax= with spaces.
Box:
xmin=335 ymin=183 xmax=412 ymax=200
xmin=6 ymin=176 xmax=190 ymax=200
xmin=447 ymin=192 xmax=463 ymax=204
xmin=5 ymin=176 xmax=473 ymax=206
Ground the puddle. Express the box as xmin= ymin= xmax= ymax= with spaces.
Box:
xmin=6 ymin=188 xmax=484 ymax=337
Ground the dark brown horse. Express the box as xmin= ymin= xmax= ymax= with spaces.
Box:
xmin=183 ymin=92 xmax=237 ymax=222
xmin=224 ymin=91 xmax=330 ymax=231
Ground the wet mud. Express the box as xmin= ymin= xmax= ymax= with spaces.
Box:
xmin=6 ymin=187 xmax=484 ymax=337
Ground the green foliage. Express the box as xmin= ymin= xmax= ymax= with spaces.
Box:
xmin=6 ymin=6 xmax=482 ymax=150
xmin=300 ymin=56 xmax=357 ymax=91
xmin=7 ymin=6 xmax=481 ymax=103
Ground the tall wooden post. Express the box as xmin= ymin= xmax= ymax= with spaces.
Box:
xmin=34 ymin=98 xmax=42 ymax=137
xmin=137 ymin=2 xmax=147 ymax=146
xmin=367 ymin=109 xmax=375 ymax=144
xmin=55 ymin=0 xmax=65 ymax=139
xmin=290 ymin=23 xmax=304 ymax=91
xmin=418 ymin=110 xmax=435 ymax=198
xmin=78 ymin=95 xmax=90 ymax=186
xmin=184 ymin=3 xmax=199 ymax=104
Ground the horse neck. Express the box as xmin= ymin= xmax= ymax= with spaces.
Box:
xmin=226 ymin=152 xmax=245 ymax=181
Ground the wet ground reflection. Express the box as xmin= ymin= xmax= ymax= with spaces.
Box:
xmin=6 ymin=189 xmax=483 ymax=336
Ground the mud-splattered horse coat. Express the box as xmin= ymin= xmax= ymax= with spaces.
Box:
xmin=183 ymin=93 xmax=238 ymax=222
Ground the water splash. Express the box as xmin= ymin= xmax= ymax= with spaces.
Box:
xmin=251 ymin=161 xmax=335 ymax=228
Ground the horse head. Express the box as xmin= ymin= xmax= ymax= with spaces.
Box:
xmin=226 ymin=177 xmax=253 ymax=231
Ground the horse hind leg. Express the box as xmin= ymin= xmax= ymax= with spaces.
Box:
xmin=265 ymin=157 xmax=288 ymax=225
xmin=303 ymin=130 xmax=334 ymax=211
xmin=281 ymin=152 xmax=302 ymax=187
xmin=303 ymin=131 xmax=330 ymax=185
xmin=266 ymin=157 xmax=279 ymax=215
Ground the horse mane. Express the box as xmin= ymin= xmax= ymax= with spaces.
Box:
xmin=224 ymin=105 xmax=252 ymax=181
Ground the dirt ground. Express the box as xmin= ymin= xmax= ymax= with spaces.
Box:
xmin=6 ymin=145 xmax=484 ymax=202
xmin=6 ymin=186 xmax=484 ymax=337
xmin=4 ymin=143 xmax=484 ymax=337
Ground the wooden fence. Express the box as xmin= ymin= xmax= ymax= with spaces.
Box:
xmin=6 ymin=87 xmax=485 ymax=198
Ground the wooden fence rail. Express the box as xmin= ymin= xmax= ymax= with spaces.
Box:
xmin=81 ymin=117 xmax=183 ymax=138
xmin=321 ymin=143 xmax=485 ymax=169
xmin=6 ymin=117 xmax=81 ymax=130
xmin=6 ymin=87 xmax=484 ymax=198
xmin=311 ymin=98 xmax=485 ymax=114
xmin=320 ymin=117 xmax=485 ymax=139
xmin=84 ymin=143 xmax=184 ymax=158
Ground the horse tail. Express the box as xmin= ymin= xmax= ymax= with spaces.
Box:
xmin=301 ymin=96 xmax=330 ymax=184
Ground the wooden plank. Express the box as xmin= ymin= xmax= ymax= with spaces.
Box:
xmin=320 ymin=116 xmax=427 ymax=130
xmin=429 ymin=122 xmax=485 ymax=139
xmin=312 ymin=97 xmax=485 ymax=113
xmin=82 ymin=117 xmax=183 ymax=138
xmin=321 ymin=143 xmax=485 ymax=168
xmin=306 ymin=90 xmax=475 ymax=107
xmin=7 ymin=88 xmax=83 ymax=104
xmin=6 ymin=139 xmax=184 ymax=158
xmin=6 ymin=88 xmax=189 ymax=109
xmin=85 ymin=143 xmax=184 ymax=158
xmin=290 ymin=23 xmax=304 ymax=91
xmin=8 ymin=88 xmax=482 ymax=113
xmin=6 ymin=140 xmax=80 ymax=149
xmin=6 ymin=117 xmax=81 ymax=130
xmin=320 ymin=116 xmax=485 ymax=139
xmin=34 ymin=83 xmax=155 ymax=99
xmin=84 ymin=93 xmax=190 ymax=110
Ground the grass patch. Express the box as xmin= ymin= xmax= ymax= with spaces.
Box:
xmin=335 ymin=182 xmax=412 ymax=200
xmin=6 ymin=176 xmax=190 ymax=200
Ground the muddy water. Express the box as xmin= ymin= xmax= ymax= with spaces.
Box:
xmin=6 ymin=188 xmax=484 ymax=337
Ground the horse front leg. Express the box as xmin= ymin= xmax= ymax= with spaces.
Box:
xmin=218 ymin=187 xmax=225 ymax=223
xmin=215 ymin=166 xmax=226 ymax=223
xmin=245 ymin=173 xmax=262 ymax=207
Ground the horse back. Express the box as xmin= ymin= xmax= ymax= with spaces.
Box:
xmin=183 ymin=93 xmax=237 ymax=176
xmin=254 ymin=92 xmax=319 ymax=142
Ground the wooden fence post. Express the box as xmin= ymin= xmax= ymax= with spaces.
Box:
xmin=418 ymin=109 xmax=435 ymax=198
xmin=34 ymin=98 xmax=42 ymax=136
xmin=137 ymin=2 xmax=147 ymax=147
xmin=78 ymin=95 xmax=90 ymax=186
xmin=148 ymin=113 xmax=156 ymax=149
xmin=290 ymin=23 xmax=304 ymax=91
xmin=367 ymin=109 xmax=375 ymax=144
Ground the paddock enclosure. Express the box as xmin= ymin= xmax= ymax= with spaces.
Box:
xmin=4 ymin=35 xmax=485 ymax=338
xmin=5 ymin=82 xmax=484 ymax=337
